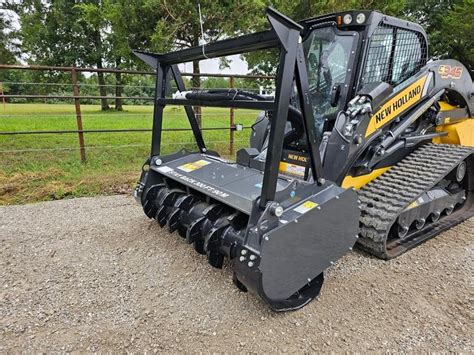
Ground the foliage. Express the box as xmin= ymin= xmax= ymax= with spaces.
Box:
xmin=145 ymin=0 xmax=265 ymax=52
xmin=3 ymin=0 xmax=473 ymax=90
xmin=405 ymin=0 xmax=473 ymax=71
xmin=245 ymin=0 xmax=473 ymax=75
xmin=0 ymin=10 xmax=17 ymax=65
xmin=200 ymin=77 xmax=229 ymax=90
xmin=245 ymin=0 xmax=408 ymax=76
xmin=143 ymin=0 xmax=265 ymax=93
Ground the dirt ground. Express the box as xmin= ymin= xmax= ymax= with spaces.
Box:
xmin=0 ymin=195 xmax=472 ymax=352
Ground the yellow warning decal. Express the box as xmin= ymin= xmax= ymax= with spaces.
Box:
xmin=293 ymin=200 xmax=318 ymax=214
xmin=177 ymin=159 xmax=210 ymax=173
xmin=279 ymin=161 xmax=305 ymax=177
xmin=365 ymin=75 xmax=428 ymax=137
xmin=406 ymin=201 xmax=418 ymax=210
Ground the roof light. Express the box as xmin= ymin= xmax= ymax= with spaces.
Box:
xmin=356 ymin=13 xmax=366 ymax=24
xmin=343 ymin=14 xmax=353 ymax=25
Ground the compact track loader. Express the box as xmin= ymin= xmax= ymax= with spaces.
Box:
xmin=134 ymin=8 xmax=474 ymax=311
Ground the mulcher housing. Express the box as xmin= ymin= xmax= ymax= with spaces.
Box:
xmin=134 ymin=8 xmax=360 ymax=311
xmin=134 ymin=7 xmax=474 ymax=310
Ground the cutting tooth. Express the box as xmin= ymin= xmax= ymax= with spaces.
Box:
xmin=166 ymin=207 xmax=181 ymax=232
xmin=155 ymin=205 xmax=169 ymax=226
xmin=190 ymin=204 xmax=229 ymax=254
xmin=177 ymin=223 xmax=188 ymax=239
xmin=204 ymin=223 xmax=228 ymax=268
xmin=186 ymin=217 xmax=206 ymax=244
xmin=193 ymin=238 xmax=206 ymax=255
xmin=142 ymin=183 xmax=165 ymax=219
xmin=178 ymin=201 xmax=208 ymax=239
xmin=227 ymin=212 xmax=248 ymax=230
xmin=203 ymin=211 xmax=245 ymax=268
xmin=155 ymin=188 xmax=185 ymax=227
xmin=207 ymin=252 xmax=225 ymax=269
xmin=167 ymin=195 xmax=200 ymax=232
xmin=203 ymin=214 xmax=231 ymax=252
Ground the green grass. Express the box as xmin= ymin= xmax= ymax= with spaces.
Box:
xmin=0 ymin=103 xmax=258 ymax=205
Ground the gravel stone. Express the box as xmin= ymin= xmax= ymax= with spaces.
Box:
xmin=0 ymin=195 xmax=472 ymax=352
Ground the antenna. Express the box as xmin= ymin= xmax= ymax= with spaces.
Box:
xmin=198 ymin=3 xmax=209 ymax=59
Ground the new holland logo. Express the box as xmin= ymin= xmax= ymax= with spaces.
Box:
xmin=365 ymin=75 xmax=428 ymax=137
xmin=375 ymin=85 xmax=422 ymax=124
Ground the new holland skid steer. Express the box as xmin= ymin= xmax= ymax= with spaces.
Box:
xmin=134 ymin=8 xmax=473 ymax=311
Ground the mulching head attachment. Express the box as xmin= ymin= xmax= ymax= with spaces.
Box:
xmin=135 ymin=152 xmax=360 ymax=311
xmin=133 ymin=6 xmax=360 ymax=311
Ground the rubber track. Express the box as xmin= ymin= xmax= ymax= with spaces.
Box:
xmin=357 ymin=143 xmax=474 ymax=259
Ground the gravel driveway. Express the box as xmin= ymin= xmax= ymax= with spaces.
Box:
xmin=1 ymin=195 xmax=472 ymax=352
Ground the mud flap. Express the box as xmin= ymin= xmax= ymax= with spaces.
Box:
xmin=258 ymin=188 xmax=359 ymax=303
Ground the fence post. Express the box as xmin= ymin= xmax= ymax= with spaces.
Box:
xmin=71 ymin=68 xmax=86 ymax=162
xmin=229 ymin=75 xmax=235 ymax=156
xmin=0 ymin=83 xmax=5 ymax=109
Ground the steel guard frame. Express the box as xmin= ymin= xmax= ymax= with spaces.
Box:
xmin=134 ymin=7 xmax=324 ymax=210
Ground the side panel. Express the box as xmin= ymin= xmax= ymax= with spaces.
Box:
xmin=433 ymin=120 xmax=474 ymax=146
xmin=258 ymin=187 xmax=359 ymax=301
xmin=365 ymin=74 xmax=429 ymax=137
xmin=341 ymin=166 xmax=390 ymax=189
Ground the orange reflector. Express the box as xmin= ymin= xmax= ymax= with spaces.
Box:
xmin=336 ymin=15 xmax=342 ymax=26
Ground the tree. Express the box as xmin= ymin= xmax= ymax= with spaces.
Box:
xmin=105 ymin=0 xmax=170 ymax=110
xmin=405 ymin=0 xmax=473 ymax=72
xmin=74 ymin=1 xmax=112 ymax=110
xmin=143 ymin=0 xmax=265 ymax=123
xmin=12 ymin=0 xmax=111 ymax=109
xmin=71 ymin=0 xmax=165 ymax=110
xmin=0 ymin=10 xmax=18 ymax=65
xmin=245 ymin=0 xmax=408 ymax=76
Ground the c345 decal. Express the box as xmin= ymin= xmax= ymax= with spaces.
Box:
xmin=438 ymin=65 xmax=463 ymax=80
xmin=365 ymin=75 xmax=428 ymax=137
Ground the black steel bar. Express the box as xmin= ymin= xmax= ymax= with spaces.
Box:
xmin=259 ymin=11 xmax=302 ymax=208
xmin=182 ymin=73 xmax=273 ymax=79
xmin=171 ymin=65 xmax=206 ymax=152
xmin=0 ymin=64 xmax=274 ymax=78
xmin=151 ymin=65 xmax=168 ymax=156
xmin=134 ymin=30 xmax=279 ymax=67
xmin=295 ymin=43 xmax=323 ymax=183
xmin=157 ymin=98 xmax=274 ymax=110
xmin=229 ymin=76 xmax=235 ymax=155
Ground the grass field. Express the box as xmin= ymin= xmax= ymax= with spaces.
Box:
xmin=0 ymin=103 xmax=258 ymax=205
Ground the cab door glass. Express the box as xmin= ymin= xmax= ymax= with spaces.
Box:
xmin=303 ymin=27 xmax=355 ymax=136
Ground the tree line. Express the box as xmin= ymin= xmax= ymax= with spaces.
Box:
xmin=1 ymin=0 xmax=472 ymax=110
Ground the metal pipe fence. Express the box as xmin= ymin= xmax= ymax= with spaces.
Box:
xmin=0 ymin=64 xmax=273 ymax=162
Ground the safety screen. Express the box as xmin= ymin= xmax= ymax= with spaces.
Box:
xmin=359 ymin=23 xmax=427 ymax=89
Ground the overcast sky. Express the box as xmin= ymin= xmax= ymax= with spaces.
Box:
xmin=179 ymin=55 xmax=248 ymax=75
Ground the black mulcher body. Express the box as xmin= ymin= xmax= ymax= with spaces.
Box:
xmin=134 ymin=8 xmax=474 ymax=311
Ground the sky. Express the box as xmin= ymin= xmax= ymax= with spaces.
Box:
xmin=180 ymin=55 xmax=248 ymax=75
